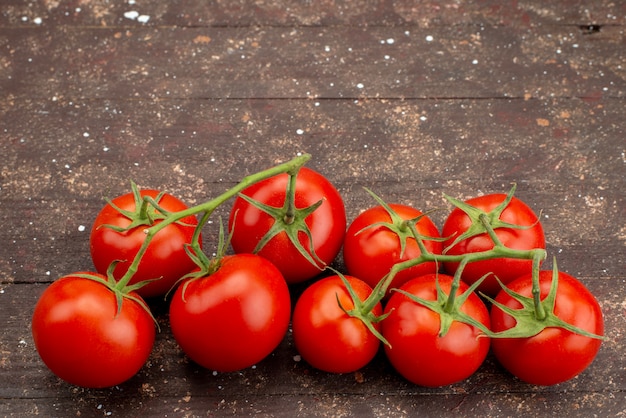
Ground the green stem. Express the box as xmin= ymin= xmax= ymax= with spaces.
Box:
xmin=355 ymin=199 xmax=549 ymax=339
xmin=405 ymin=220 xmax=461 ymax=314
xmin=364 ymin=237 xmax=546 ymax=313
xmin=283 ymin=170 xmax=299 ymax=224
xmin=531 ymin=251 xmax=547 ymax=320
xmin=114 ymin=153 xmax=311 ymax=289
xmin=443 ymin=259 xmax=467 ymax=313
xmin=189 ymin=211 xmax=213 ymax=269
xmin=405 ymin=220 xmax=430 ymax=255
xmin=138 ymin=197 xmax=151 ymax=223
xmin=194 ymin=211 xmax=212 ymax=245
xmin=479 ymin=213 xmax=505 ymax=247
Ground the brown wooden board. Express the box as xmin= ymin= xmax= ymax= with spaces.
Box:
xmin=2 ymin=0 xmax=625 ymax=27
xmin=2 ymin=25 xmax=624 ymax=100
xmin=1 ymin=0 xmax=625 ymax=416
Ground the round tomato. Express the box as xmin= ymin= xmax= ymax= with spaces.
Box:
xmin=292 ymin=275 xmax=383 ymax=373
xmin=90 ymin=188 xmax=200 ymax=298
xmin=169 ymin=254 xmax=291 ymax=372
xmin=343 ymin=203 xmax=442 ymax=294
xmin=382 ymin=274 xmax=490 ymax=387
xmin=442 ymin=193 xmax=545 ymax=296
xmin=31 ymin=274 xmax=155 ymax=388
xmin=228 ymin=167 xmax=346 ymax=284
xmin=490 ymin=270 xmax=604 ymax=386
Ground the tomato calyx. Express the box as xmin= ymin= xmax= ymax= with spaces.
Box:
xmin=482 ymin=259 xmax=607 ymax=340
xmin=442 ymin=183 xmax=539 ymax=253
xmin=331 ymin=268 xmax=391 ymax=347
xmin=172 ymin=218 xmax=231 ymax=302
xmin=71 ymin=263 xmax=157 ymax=325
xmin=392 ymin=273 xmax=492 ymax=337
xmin=235 ymin=168 xmax=326 ymax=271
xmin=355 ymin=188 xmax=445 ymax=259
xmin=187 ymin=210 xmax=223 ymax=276
xmin=97 ymin=181 xmax=168 ymax=233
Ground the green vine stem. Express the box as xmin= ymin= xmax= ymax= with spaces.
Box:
xmin=357 ymin=190 xmax=548 ymax=340
xmin=530 ymin=250 xmax=547 ymax=321
xmin=357 ymin=187 xmax=603 ymax=342
xmin=112 ymin=153 xmax=312 ymax=291
xmin=283 ymin=168 xmax=299 ymax=224
xmin=367 ymin=223 xmax=547 ymax=313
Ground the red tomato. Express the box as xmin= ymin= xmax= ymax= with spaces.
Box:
xmin=169 ymin=254 xmax=291 ymax=372
xmin=382 ymin=274 xmax=491 ymax=387
xmin=490 ymin=270 xmax=604 ymax=386
xmin=228 ymin=167 xmax=346 ymax=284
xmin=343 ymin=204 xmax=442 ymax=294
xmin=90 ymin=189 xmax=199 ymax=298
xmin=292 ymin=275 xmax=383 ymax=373
xmin=442 ymin=193 xmax=545 ymax=296
xmin=31 ymin=274 xmax=155 ymax=388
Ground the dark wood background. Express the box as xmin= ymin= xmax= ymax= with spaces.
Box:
xmin=1 ymin=1 xmax=624 ymax=416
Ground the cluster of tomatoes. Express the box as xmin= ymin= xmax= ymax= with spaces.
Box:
xmin=31 ymin=154 xmax=605 ymax=390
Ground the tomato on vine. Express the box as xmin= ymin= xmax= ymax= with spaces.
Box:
xmin=441 ymin=185 xmax=546 ymax=296
xmin=31 ymin=272 xmax=156 ymax=388
xmin=343 ymin=188 xmax=442 ymax=295
xmin=292 ymin=274 xmax=386 ymax=373
xmin=30 ymin=153 xmax=607 ymax=390
xmin=228 ymin=167 xmax=346 ymax=284
xmin=381 ymin=273 xmax=491 ymax=387
xmin=487 ymin=265 xmax=605 ymax=386
xmin=169 ymin=253 xmax=291 ymax=372
xmin=90 ymin=183 xmax=200 ymax=298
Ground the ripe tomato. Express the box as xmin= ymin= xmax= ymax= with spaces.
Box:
xmin=169 ymin=254 xmax=291 ymax=372
xmin=31 ymin=274 xmax=155 ymax=388
xmin=228 ymin=167 xmax=346 ymax=284
xmin=90 ymin=188 xmax=199 ymax=298
xmin=382 ymin=274 xmax=491 ymax=387
xmin=490 ymin=270 xmax=604 ymax=386
xmin=292 ymin=275 xmax=383 ymax=373
xmin=343 ymin=203 xmax=442 ymax=294
xmin=442 ymin=192 xmax=545 ymax=296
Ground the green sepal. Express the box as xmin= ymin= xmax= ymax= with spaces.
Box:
xmin=98 ymin=180 xmax=194 ymax=233
xmin=103 ymin=258 xmax=163 ymax=297
xmin=170 ymin=217 xmax=232 ymax=303
xmin=235 ymin=186 xmax=326 ymax=271
xmin=390 ymin=273 xmax=492 ymax=338
xmin=70 ymin=266 xmax=158 ymax=329
xmin=330 ymin=267 xmax=392 ymax=348
xmin=442 ymin=183 xmax=538 ymax=253
xmin=356 ymin=188 xmax=446 ymax=259
xmin=482 ymin=263 xmax=606 ymax=340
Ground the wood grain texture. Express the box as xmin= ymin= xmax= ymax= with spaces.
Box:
xmin=2 ymin=24 xmax=624 ymax=100
xmin=0 ymin=0 xmax=624 ymax=416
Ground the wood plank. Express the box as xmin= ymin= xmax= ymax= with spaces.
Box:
xmin=2 ymin=0 xmax=625 ymax=27
xmin=2 ymin=24 xmax=624 ymax=100
xmin=3 ymin=391 xmax=626 ymax=417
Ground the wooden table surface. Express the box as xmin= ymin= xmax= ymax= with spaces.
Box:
xmin=1 ymin=1 xmax=624 ymax=416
